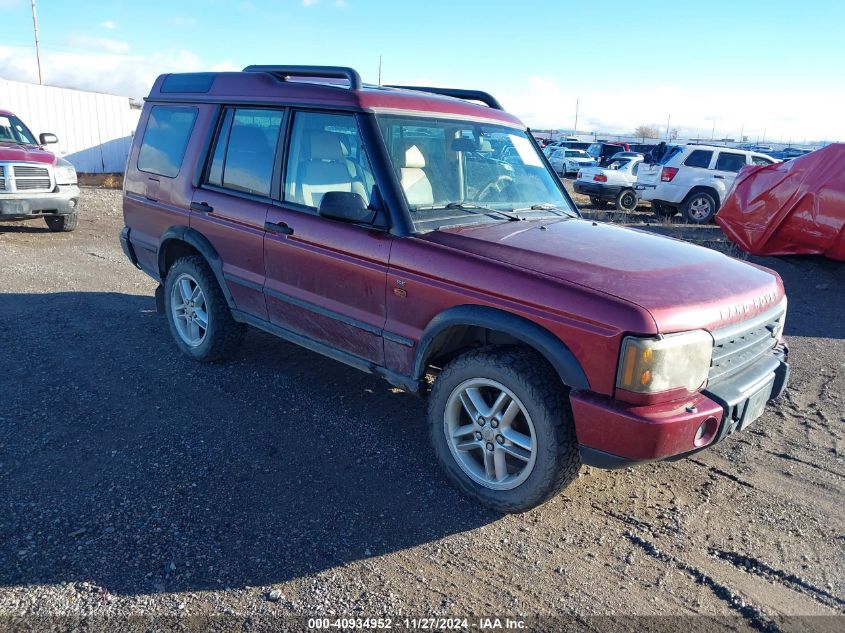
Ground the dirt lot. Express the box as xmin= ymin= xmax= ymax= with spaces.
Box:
xmin=1 ymin=187 xmax=843 ymax=631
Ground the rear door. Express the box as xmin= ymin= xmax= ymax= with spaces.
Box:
xmin=190 ymin=106 xmax=285 ymax=320
xmin=711 ymin=151 xmax=748 ymax=202
xmin=263 ymin=110 xmax=391 ymax=364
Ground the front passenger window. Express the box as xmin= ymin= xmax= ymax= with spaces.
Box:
xmin=284 ymin=111 xmax=374 ymax=210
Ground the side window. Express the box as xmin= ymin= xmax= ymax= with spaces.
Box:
xmin=284 ymin=111 xmax=374 ymax=210
xmin=205 ymin=107 xmax=283 ymax=197
xmin=752 ymin=156 xmax=773 ymax=166
xmin=631 ymin=162 xmax=640 ymax=176
xmin=684 ymin=149 xmax=713 ymax=169
xmin=138 ymin=106 xmax=197 ymax=177
xmin=715 ymin=152 xmax=747 ymax=173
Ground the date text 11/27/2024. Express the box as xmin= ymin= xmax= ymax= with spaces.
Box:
xmin=307 ymin=617 xmax=527 ymax=630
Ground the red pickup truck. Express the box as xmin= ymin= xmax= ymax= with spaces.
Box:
xmin=120 ymin=66 xmax=789 ymax=512
xmin=0 ymin=109 xmax=80 ymax=231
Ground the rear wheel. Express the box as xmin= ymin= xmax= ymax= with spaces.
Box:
xmin=164 ymin=255 xmax=245 ymax=362
xmin=682 ymin=191 xmax=718 ymax=224
xmin=428 ymin=347 xmax=581 ymax=513
xmin=45 ymin=212 xmax=78 ymax=232
xmin=615 ymin=188 xmax=638 ymax=212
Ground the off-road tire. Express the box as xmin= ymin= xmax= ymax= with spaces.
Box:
xmin=428 ymin=346 xmax=581 ymax=513
xmin=164 ymin=255 xmax=245 ymax=362
xmin=45 ymin=212 xmax=79 ymax=232
xmin=615 ymin=188 xmax=638 ymax=212
xmin=682 ymin=191 xmax=718 ymax=224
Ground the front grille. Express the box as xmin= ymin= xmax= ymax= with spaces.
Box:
xmin=13 ymin=165 xmax=49 ymax=178
xmin=709 ymin=306 xmax=785 ymax=383
xmin=0 ymin=178 xmax=5 ymax=191
xmin=14 ymin=178 xmax=52 ymax=190
xmin=0 ymin=166 xmax=5 ymax=177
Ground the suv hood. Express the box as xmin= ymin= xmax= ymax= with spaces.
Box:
xmin=424 ymin=218 xmax=784 ymax=333
xmin=0 ymin=142 xmax=56 ymax=165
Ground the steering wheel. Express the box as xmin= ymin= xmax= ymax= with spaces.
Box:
xmin=477 ymin=175 xmax=515 ymax=201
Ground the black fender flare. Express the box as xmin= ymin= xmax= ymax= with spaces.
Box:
xmin=412 ymin=304 xmax=590 ymax=390
xmin=158 ymin=226 xmax=235 ymax=308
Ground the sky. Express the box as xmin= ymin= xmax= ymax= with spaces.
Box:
xmin=1 ymin=0 xmax=843 ymax=143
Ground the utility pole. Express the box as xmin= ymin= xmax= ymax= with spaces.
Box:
xmin=31 ymin=0 xmax=43 ymax=85
xmin=377 ymin=55 xmax=382 ymax=86
xmin=666 ymin=114 xmax=671 ymax=140
xmin=573 ymin=98 xmax=579 ymax=136
xmin=739 ymin=122 xmax=744 ymax=142
xmin=711 ymin=121 xmax=716 ymax=141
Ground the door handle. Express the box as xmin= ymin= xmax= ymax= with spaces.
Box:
xmin=190 ymin=201 xmax=214 ymax=213
xmin=713 ymin=175 xmax=725 ymax=179
xmin=264 ymin=221 xmax=294 ymax=235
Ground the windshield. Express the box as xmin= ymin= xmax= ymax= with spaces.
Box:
xmin=0 ymin=115 xmax=38 ymax=145
xmin=565 ymin=150 xmax=586 ymax=157
xmin=377 ymin=114 xmax=575 ymax=230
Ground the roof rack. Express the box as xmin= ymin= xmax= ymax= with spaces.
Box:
xmin=385 ymin=86 xmax=503 ymax=110
xmin=243 ymin=65 xmax=362 ymax=91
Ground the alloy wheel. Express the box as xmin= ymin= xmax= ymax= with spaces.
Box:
xmin=170 ymin=273 xmax=209 ymax=347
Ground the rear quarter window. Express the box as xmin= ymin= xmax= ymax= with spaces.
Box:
xmin=137 ymin=106 xmax=198 ymax=178
xmin=683 ymin=149 xmax=713 ymax=168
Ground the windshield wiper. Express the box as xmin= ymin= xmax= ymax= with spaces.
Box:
xmin=510 ymin=203 xmax=574 ymax=217
xmin=415 ymin=202 xmax=522 ymax=221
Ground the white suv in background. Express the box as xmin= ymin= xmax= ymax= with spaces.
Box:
xmin=635 ymin=144 xmax=776 ymax=223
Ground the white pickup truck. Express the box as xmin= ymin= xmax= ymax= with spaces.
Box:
xmin=634 ymin=144 xmax=776 ymax=223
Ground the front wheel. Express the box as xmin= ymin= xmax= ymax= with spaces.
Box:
xmin=45 ymin=212 xmax=78 ymax=232
xmin=428 ymin=347 xmax=581 ymax=513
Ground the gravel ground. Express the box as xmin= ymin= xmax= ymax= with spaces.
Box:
xmin=0 ymin=188 xmax=843 ymax=632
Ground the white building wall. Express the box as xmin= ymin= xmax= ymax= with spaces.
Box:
xmin=0 ymin=79 xmax=141 ymax=173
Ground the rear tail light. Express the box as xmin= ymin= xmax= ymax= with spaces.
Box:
xmin=593 ymin=174 xmax=607 ymax=182
xmin=661 ymin=167 xmax=679 ymax=182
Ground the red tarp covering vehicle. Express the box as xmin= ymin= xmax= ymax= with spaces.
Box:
xmin=716 ymin=144 xmax=845 ymax=261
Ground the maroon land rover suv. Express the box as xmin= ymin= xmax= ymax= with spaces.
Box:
xmin=120 ymin=66 xmax=789 ymax=512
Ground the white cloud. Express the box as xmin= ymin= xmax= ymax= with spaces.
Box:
xmin=64 ymin=35 xmax=130 ymax=54
xmin=0 ymin=44 xmax=206 ymax=99
xmin=303 ymin=0 xmax=319 ymax=5
xmin=100 ymin=20 xmax=116 ymax=30
xmin=497 ymin=76 xmax=843 ymax=143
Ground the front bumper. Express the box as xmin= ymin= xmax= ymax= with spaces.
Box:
xmin=571 ymin=345 xmax=789 ymax=469
xmin=0 ymin=185 xmax=80 ymax=220
xmin=574 ymin=181 xmax=622 ymax=200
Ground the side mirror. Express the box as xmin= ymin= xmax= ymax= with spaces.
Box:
xmin=318 ymin=191 xmax=375 ymax=224
xmin=39 ymin=133 xmax=58 ymax=145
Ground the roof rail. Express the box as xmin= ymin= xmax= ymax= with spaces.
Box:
xmin=243 ymin=65 xmax=362 ymax=90
xmin=386 ymin=85 xmax=503 ymax=110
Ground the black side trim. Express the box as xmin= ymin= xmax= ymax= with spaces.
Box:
xmin=413 ymin=305 xmax=589 ymax=389
xmin=263 ymin=286 xmax=383 ymax=337
xmin=119 ymin=226 xmax=139 ymax=268
xmin=223 ymin=273 xmax=263 ymax=293
xmin=158 ymin=226 xmax=235 ymax=308
xmin=383 ymin=331 xmax=415 ymax=347
xmin=232 ymin=309 xmax=422 ymax=395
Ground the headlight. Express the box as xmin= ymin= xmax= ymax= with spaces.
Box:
xmin=617 ymin=330 xmax=713 ymax=394
xmin=55 ymin=165 xmax=77 ymax=185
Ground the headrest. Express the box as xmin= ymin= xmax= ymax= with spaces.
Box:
xmin=310 ymin=133 xmax=344 ymax=161
xmin=478 ymin=139 xmax=493 ymax=153
xmin=405 ymin=145 xmax=426 ymax=169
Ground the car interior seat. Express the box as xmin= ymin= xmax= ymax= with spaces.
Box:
xmin=400 ymin=145 xmax=434 ymax=207
xmin=298 ymin=132 xmax=367 ymax=208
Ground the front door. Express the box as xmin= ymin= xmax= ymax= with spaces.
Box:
xmin=263 ymin=110 xmax=391 ymax=364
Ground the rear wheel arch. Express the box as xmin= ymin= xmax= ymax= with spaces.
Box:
xmin=158 ymin=227 xmax=235 ymax=309
xmin=682 ymin=185 xmax=722 ymax=207
xmin=413 ymin=305 xmax=590 ymax=391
